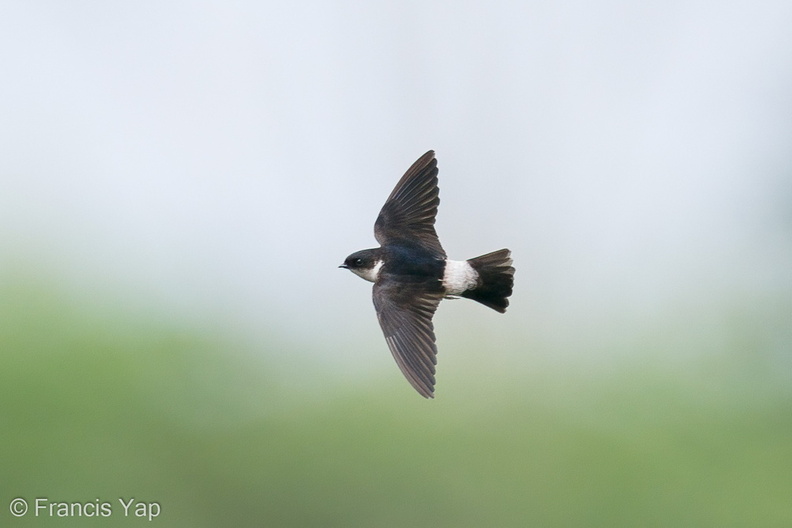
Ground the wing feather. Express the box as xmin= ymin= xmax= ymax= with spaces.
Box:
xmin=373 ymin=282 xmax=442 ymax=398
xmin=374 ymin=151 xmax=445 ymax=258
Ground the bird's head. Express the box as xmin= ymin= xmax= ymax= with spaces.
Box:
xmin=340 ymin=249 xmax=383 ymax=283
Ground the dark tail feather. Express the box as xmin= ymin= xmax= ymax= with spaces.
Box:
xmin=461 ymin=249 xmax=515 ymax=313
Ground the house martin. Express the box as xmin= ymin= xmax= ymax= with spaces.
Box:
xmin=340 ymin=150 xmax=514 ymax=398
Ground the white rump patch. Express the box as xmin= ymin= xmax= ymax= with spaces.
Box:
xmin=351 ymin=259 xmax=383 ymax=283
xmin=442 ymin=259 xmax=479 ymax=295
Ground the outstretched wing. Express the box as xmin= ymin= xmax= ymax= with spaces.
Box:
xmin=374 ymin=150 xmax=446 ymax=258
xmin=372 ymin=280 xmax=443 ymax=398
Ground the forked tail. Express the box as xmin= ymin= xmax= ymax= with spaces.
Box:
xmin=461 ymin=249 xmax=515 ymax=313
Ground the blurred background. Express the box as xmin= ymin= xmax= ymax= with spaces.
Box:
xmin=2 ymin=1 xmax=791 ymax=526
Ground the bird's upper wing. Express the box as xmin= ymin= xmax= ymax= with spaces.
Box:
xmin=374 ymin=150 xmax=446 ymax=258
xmin=373 ymin=280 xmax=443 ymax=398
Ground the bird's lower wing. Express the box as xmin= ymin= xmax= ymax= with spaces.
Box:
xmin=372 ymin=282 xmax=443 ymax=398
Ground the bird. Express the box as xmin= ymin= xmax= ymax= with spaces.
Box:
xmin=340 ymin=150 xmax=515 ymax=398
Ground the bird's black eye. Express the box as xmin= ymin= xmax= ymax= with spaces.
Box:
xmin=354 ymin=258 xmax=363 ymax=266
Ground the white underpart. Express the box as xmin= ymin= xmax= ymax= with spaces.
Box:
xmin=442 ymin=259 xmax=479 ymax=295
xmin=351 ymin=259 xmax=383 ymax=283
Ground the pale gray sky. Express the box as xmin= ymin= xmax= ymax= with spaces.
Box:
xmin=1 ymin=2 xmax=791 ymax=370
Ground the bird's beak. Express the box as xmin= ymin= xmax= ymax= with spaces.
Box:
xmin=339 ymin=264 xmax=348 ymax=269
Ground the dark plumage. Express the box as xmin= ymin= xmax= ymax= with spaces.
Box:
xmin=341 ymin=151 xmax=515 ymax=398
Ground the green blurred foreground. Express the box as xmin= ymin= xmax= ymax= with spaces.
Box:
xmin=1 ymin=277 xmax=790 ymax=527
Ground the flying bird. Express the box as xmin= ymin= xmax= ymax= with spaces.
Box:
xmin=340 ymin=150 xmax=514 ymax=398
